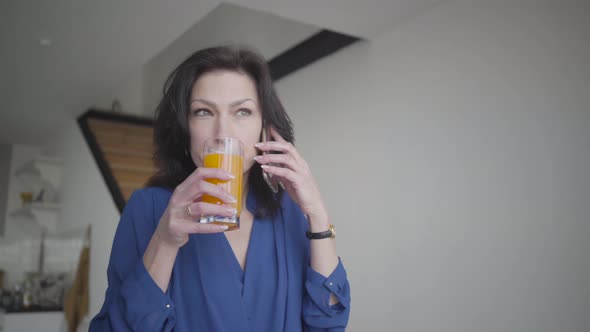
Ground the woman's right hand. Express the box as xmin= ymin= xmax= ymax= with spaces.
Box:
xmin=154 ymin=167 xmax=237 ymax=248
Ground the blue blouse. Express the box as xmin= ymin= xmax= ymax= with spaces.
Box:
xmin=89 ymin=187 xmax=351 ymax=331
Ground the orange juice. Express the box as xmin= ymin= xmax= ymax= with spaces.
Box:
xmin=200 ymin=153 xmax=243 ymax=229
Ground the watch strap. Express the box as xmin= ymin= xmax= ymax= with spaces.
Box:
xmin=306 ymin=224 xmax=335 ymax=239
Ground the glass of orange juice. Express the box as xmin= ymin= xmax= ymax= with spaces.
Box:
xmin=199 ymin=137 xmax=243 ymax=231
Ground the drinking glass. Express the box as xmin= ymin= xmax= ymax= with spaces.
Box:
xmin=199 ymin=137 xmax=243 ymax=230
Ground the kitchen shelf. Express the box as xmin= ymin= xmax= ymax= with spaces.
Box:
xmin=29 ymin=202 xmax=62 ymax=211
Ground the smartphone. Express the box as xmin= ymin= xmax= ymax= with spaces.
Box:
xmin=261 ymin=123 xmax=283 ymax=193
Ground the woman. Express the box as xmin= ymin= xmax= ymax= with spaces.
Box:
xmin=90 ymin=46 xmax=350 ymax=331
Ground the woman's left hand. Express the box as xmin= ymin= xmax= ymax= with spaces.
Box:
xmin=254 ymin=128 xmax=328 ymax=224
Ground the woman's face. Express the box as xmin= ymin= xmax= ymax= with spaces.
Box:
xmin=188 ymin=70 xmax=263 ymax=174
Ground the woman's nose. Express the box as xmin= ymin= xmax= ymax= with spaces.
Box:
xmin=213 ymin=115 xmax=232 ymax=138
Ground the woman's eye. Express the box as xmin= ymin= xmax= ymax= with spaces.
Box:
xmin=193 ymin=109 xmax=212 ymax=116
xmin=236 ymin=109 xmax=252 ymax=117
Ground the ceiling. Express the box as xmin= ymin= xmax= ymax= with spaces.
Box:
xmin=0 ymin=0 xmax=443 ymax=145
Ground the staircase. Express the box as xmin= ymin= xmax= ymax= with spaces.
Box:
xmin=78 ymin=110 xmax=154 ymax=212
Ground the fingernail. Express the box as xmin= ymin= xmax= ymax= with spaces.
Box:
xmin=227 ymin=196 xmax=237 ymax=203
xmin=227 ymin=208 xmax=237 ymax=214
xmin=253 ymin=156 xmax=261 ymax=161
xmin=260 ymin=165 xmax=269 ymax=169
xmin=226 ymin=173 xmax=235 ymax=179
xmin=255 ymin=143 xmax=264 ymax=147
xmin=219 ymin=225 xmax=229 ymax=231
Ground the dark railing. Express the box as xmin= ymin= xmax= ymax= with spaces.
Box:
xmin=269 ymin=30 xmax=360 ymax=81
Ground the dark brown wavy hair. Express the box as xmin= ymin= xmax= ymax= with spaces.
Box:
xmin=146 ymin=46 xmax=294 ymax=217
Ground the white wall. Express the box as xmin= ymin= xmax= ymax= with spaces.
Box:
xmin=142 ymin=3 xmax=318 ymax=116
xmin=51 ymin=122 xmax=120 ymax=316
xmin=275 ymin=0 xmax=590 ymax=331
xmin=93 ymin=69 xmax=146 ymax=116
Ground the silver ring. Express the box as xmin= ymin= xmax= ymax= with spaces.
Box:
xmin=186 ymin=204 xmax=193 ymax=217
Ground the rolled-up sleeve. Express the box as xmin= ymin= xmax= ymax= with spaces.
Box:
xmin=89 ymin=190 xmax=177 ymax=332
xmin=303 ymin=258 xmax=351 ymax=331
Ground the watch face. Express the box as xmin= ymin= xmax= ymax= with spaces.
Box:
xmin=329 ymin=224 xmax=336 ymax=238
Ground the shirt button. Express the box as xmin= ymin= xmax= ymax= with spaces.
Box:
xmin=166 ymin=304 xmax=171 ymax=308
xmin=329 ymin=282 xmax=333 ymax=286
